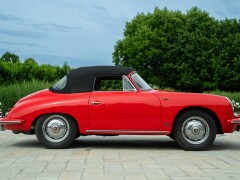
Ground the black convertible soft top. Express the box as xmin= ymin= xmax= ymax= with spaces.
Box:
xmin=50 ymin=66 xmax=134 ymax=93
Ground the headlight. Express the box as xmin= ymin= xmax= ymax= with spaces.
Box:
xmin=226 ymin=97 xmax=234 ymax=112
xmin=234 ymin=112 xmax=239 ymax=118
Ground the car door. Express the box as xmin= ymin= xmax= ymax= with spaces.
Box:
xmin=88 ymin=75 xmax=161 ymax=131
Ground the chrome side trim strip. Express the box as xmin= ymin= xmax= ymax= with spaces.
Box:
xmin=0 ymin=120 xmax=22 ymax=125
xmin=86 ymin=130 xmax=170 ymax=135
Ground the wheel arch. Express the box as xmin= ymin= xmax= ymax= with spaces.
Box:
xmin=31 ymin=113 xmax=80 ymax=134
xmin=173 ymin=107 xmax=223 ymax=134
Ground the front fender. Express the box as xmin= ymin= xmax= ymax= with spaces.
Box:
xmin=155 ymin=91 xmax=235 ymax=133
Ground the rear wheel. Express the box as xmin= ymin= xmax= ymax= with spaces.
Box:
xmin=36 ymin=114 xmax=77 ymax=149
xmin=173 ymin=110 xmax=216 ymax=151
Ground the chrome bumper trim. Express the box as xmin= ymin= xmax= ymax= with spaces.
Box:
xmin=86 ymin=130 xmax=170 ymax=135
xmin=0 ymin=120 xmax=22 ymax=131
xmin=228 ymin=119 xmax=240 ymax=124
xmin=0 ymin=120 xmax=22 ymax=125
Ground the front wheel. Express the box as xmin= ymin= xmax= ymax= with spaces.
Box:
xmin=173 ymin=110 xmax=216 ymax=151
xmin=35 ymin=114 xmax=77 ymax=149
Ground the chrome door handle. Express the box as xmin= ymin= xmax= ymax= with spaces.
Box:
xmin=90 ymin=101 xmax=102 ymax=105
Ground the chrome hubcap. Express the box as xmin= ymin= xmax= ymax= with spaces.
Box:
xmin=42 ymin=115 xmax=70 ymax=143
xmin=181 ymin=117 xmax=209 ymax=145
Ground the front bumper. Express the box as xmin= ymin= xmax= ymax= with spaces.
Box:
xmin=227 ymin=113 xmax=240 ymax=124
xmin=0 ymin=119 xmax=23 ymax=131
xmin=227 ymin=113 xmax=240 ymax=131
xmin=228 ymin=119 xmax=240 ymax=124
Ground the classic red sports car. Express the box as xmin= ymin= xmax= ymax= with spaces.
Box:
xmin=0 ymin=66 xmax=239 ymax=150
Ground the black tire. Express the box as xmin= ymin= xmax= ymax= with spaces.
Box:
xmin=35 ymin=114 xmax=78 ymax=149
xmin=173 ymin=110 xmax=216 ymax=151
xmin=168 ymin=134 xmax=175 ymax=140
xmin=75 ymin=132 xmax=80 ymax=139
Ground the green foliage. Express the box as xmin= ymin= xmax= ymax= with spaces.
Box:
xmin=0 ymin=52 xmax=71 ymax=113
xmin=98 ymin=79 xmax=122 ymax=91
xmin=113 ymin=7 xmax=240 ymax=92
xmin=0 ymin=52 xmax=20 ymax=63
xmin=206 ymin=90 xmax=240 ymax=113
xmin=0 ymin=80 xmax=52 ymax=113
xmin=0 ymin=52 xmax=71 ymax=85
xmin=205 ymin=90 xmax=240 ymax=103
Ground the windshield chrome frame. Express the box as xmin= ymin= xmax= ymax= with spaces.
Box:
xmin=130 ymin=72 xmax=152 ymax=91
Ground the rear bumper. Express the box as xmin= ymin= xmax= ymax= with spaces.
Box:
xmin=0 ymin=118 xmax=24 ymax=131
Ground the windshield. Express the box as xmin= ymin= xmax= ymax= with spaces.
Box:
xmin=131 ymin=72 xmax=152 ymax=90
xmin=52 ymin=75 xmax=67 ymax=90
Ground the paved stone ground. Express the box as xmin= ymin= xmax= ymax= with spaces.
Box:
xmin=1 ymin=131 xmax=240 ymax=180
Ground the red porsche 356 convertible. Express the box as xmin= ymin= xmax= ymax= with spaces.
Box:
xmin=0 ymin=66 xmax=239 ymax=150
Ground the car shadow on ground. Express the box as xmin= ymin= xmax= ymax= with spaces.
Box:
xmin=11 ymin=139 xmax=42 ymax=148
xmin=72 ymin=137 xmax=181 ymax=150
xmin=11 ymin=135 xmax=240 ymax=151
xmin=12 ymin=137 xmax=181 ymax=150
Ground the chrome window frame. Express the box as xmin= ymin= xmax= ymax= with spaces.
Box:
xmin=130 ymin=72 xmax=152 ymax=91
xmin=123 ymin=75 xmax=137 ymax=92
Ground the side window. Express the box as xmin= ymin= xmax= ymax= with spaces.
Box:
xmin=94 ymin=75 xmax=136 ymax=91
xmin=52 ymin=75 xmax=67 ymax=90
xmin=94 ymin=76 xmax=122 ymax=91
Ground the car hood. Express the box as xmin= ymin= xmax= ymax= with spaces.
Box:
xmin=154 ymin=90 xmax=228 ymax=105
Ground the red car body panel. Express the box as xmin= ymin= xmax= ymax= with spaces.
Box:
xmin=1 ymin=89 xmax=237 ymax=134
xmin=89 ymin=91 xmax=161 ymax=130
xmin=155 ymin=91 xmax=236 ymax=133
xmin=3 ymin=90 xmax=90 ymax=132
xmin=0 ymin=70 xmax=238 ymax=135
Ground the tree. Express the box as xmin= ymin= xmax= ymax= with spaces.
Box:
xmin=1 ymin=52 xmax=20 ymax=63
xmin=0 ymin=53 xmax=72 ymax=85
xmin=113 ymin=7 xmax=240 ymax=92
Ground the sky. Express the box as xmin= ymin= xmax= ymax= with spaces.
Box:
xmin=0 ymin=0 xmax=240 ymax=68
